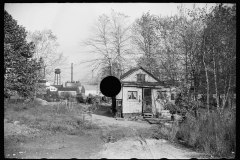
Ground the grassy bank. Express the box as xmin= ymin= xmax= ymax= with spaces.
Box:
xmin=4 ymin=99 xmax=99 ymax=136
xmin=151 ymin=108 xmax=236 ymax=158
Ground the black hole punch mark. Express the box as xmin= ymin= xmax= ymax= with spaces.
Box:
xmin=100 ymin=76 xmax=121 ymax=97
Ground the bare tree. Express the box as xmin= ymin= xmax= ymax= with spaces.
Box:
xmin=81 ymin=10 xmax=133 ymax=115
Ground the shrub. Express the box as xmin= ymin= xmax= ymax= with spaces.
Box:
xmin=164 ymin=102 xmax=178 ymax=114
xmin=175 ymin=108 xmax=236 ymax=157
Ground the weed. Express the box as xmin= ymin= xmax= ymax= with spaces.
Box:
xmin=100 ymin=127 xmax=135 ymax=143
xmin=175 ymin=109 xmax=236 ymax=157
xmin=4 ymin=100 xmax=100 ymax=137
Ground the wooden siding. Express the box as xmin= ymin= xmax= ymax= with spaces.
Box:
xmin=116 ymin=87 xmax=122 ymax=99
xmin=122 ymin=68 xmax=157 ymax=83
xmin=122 ymin=87 xmax=142 ymax=114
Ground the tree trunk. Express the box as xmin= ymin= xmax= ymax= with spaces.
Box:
xmin=213 ymin=56 xmax=220 ymax=110
xmin=222 ymin=71 xmax=232 ymax=110
xmin=203 ymin=53 xmax=210 ymax=113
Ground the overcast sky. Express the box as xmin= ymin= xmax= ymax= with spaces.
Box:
xmin=5 ymin=3 xmax=217 ymax=85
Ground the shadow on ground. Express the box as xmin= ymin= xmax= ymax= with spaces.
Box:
xmin=93 ymin=104 xmax=115 ymax=118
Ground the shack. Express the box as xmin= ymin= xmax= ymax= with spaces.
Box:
xmin=116 ymin=67 xmax=176 ymax=118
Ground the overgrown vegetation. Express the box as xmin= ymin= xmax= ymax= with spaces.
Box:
xmin=176 ymin=109 xmax=236 ymax=157
xmin=4 ymin=100 xmax=99 ymax=136
xmin=150 ymin=108 xmax=236 ymax=158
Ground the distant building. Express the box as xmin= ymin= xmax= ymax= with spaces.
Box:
xmin=51 ymin=84 xmax=63 ymax=89
xmin=65 ymin=81 xmax=81 ymax=88
xmin=58 ymin=87 xmax=78 ymax=97
xmin=46 ymin=86 xmax=58 ymax=92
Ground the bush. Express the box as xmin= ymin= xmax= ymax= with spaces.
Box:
xmin=175 ymin=108 xmax=236 ymax=157
xmin=76 ymin=93 xmax=87 ymax=103
xmin=164 ymin=102 xmax=178 ymax=114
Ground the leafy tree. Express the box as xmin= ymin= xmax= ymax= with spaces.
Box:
xmin=4 ymin=10 xmax=41 ymax=98
xmin=202 ymin=4 xmax=236 ymax=110
xmin=27 ymin=29 xmax=67 ymax=81
xmin=132 ymin=12 xmax=159 ymax=75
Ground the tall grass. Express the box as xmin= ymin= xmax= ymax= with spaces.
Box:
xmin=173 ymin=108 xmax=236 ymax=157
xmin=4 ymin=99 xmax=99 ymax=136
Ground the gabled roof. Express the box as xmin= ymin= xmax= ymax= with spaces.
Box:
xmin=58 ymin=88 xmax=78 ymax=92
xmin=120 ymin=67 xmax=165 ymax=85
xmin=120 ymin=68 xmax=139 ymax=80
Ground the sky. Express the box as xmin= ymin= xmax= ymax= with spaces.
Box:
xmin=5 ymin=3 xmax=218 ymax=85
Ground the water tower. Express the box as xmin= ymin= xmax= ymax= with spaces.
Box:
xmin=54 ymin=68 xmax=61 ymax=85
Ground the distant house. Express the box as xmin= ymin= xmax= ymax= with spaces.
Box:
xmin=58 ymin=87 xmax=78 ymax=97
xmin=116 ymin=67 xmax=177 ymax=118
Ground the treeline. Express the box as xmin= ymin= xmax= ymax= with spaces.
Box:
xmin=85 ymin=4 xmax=236 ymax=112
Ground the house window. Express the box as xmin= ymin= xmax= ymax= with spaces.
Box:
xmin=128 ymin=91 xmax=137 ymax=100
xmin=137 ymin=74 xmax=145 ymax=82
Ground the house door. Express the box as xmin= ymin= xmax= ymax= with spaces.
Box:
xmin=143 ymin=88 xmax=152 ymax=113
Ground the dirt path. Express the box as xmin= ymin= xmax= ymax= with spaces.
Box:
xmin=4 ymin=103 xmax=206 ymax=159
xmin=89 ymin=114 xmax=205 ymax=159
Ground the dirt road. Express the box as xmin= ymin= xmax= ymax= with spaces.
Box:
xmin=4 ymin=103 xmax=206 ymax=159
xmin=89 ymin=114 xmax=205 ymax=159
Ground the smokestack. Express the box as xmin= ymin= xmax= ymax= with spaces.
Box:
xmin=71 ymin=63 xmax=73 ymax=82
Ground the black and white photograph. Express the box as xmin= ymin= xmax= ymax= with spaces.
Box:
xmin=4 ymin=3 xmax=236 ymax=159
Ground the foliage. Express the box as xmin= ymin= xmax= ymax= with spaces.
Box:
xmin=132 ymin=4 xmax=235 ymax=111
xmin=60 ymin=92 xmax=73 ymax=100
xmin=27 ymin=29 xmax=67 ymax=81
xmin=76 ymin=93 xmax=87 ymax=103
xmin=164 ymin=102 xmax=178 ymax=115
xmin=132 ymin=12 xmax=159 ymax=75
xmin=4 ymin=10 xmax=42 ymax=98
xmin=176 ymin=108 xmax=236 ymax=157
xmin=44 ymin=89 xmax=59 ymax=101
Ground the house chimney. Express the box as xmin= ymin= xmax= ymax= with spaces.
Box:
xmin=71 ymin=63 xmax=73 ymax=83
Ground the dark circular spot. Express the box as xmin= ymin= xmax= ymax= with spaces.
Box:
xmin=100 ymin=76 xmax=121 ymax=97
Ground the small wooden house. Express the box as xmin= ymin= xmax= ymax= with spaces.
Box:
xmin=116 ymin=67 xmax=176 ymax=118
